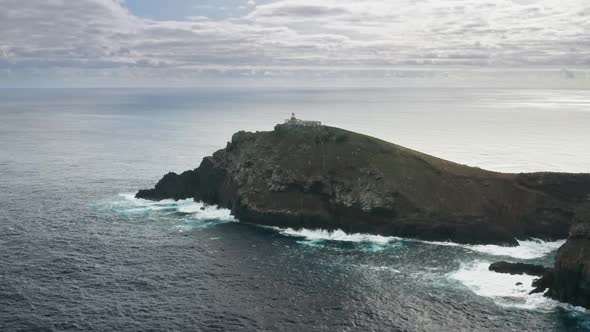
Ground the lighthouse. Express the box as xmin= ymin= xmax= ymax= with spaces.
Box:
xmin=284 ymin=113 xmax=321 ymax=126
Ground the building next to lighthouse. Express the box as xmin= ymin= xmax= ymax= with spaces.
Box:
xmin=284 ymin=113 xmax=321 ymax=127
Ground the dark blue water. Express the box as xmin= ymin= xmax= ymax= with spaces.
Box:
xmin=1 ymin=88 xmax=590 ymax=331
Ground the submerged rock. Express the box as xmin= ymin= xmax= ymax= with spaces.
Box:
xmin=137 ymin=124 xmax=590 ymax=245
xmin=489 ymin=261 xmax=548 ymax=276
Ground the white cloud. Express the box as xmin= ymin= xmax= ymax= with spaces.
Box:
xmin=0 ymin=0 xmax=588 ymax=85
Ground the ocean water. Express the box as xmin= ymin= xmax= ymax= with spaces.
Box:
xmin=1 ymin=87 xmax=590 ymax=331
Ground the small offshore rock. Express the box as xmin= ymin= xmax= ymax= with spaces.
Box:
xmin=489 ymin=261 xmax=548 ymax=276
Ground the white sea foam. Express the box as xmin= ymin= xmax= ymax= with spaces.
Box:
xmin=273 ymin=227 xmax=576 ymax=312
xmin=119 ymin=193 xmax=178 ymax=207
xmin=271 ymin=227 xmax=400 ymax=244
xmin=449 ymin=261 xmax=558 ymax=311
xmin=423 ymin=238 xmax=565 ymax=260
xmin=462 ymin=239 xmax=565 ymax=259
xmin=118 ymin=193 xmax=236 ymax=222
xmin=121 ymin=192 xmax=563 ymax=258
xmin=268 ymin=226 xmax=563 ymax=259
xmin=451 ymin=262 xmax=590 ymax=315
xmin=175 ymin=200 xmax=236 ymax=222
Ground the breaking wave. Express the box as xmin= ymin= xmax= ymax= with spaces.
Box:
xmin=449 ymin=261 xmax=557 ymax=310
xmin=269 ymin=227 xmax=564 ymax=259
xmin=449 ymin=261 xmax=590 ymax=319
xmin=115 ymin=194 xmax=564 ymax=258
xmin=117 ymin=193 xmax=236 ymax=222
xmin=424 ymin=238 xmax=565 ymax=260
xmin=465 ymin=239 xmax=564 ymax=259
xmin=273 ymin=227 xmax=398 ymax=244
xmin=264 ymin=227 xmax=400 ymax=251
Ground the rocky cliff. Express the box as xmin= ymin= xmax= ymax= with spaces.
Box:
xmin=529 ymin=223 xmax=590 ymax=307
xmin=137 ymin=124 xmax=590 ymax=245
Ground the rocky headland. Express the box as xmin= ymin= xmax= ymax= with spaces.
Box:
xmin=137 ymin=124 xmax=590 ymax=246
xmin=489 ymin=223 xmax=590 ymax=307
xmin=513 ymin=223 xmax=590 ymax=307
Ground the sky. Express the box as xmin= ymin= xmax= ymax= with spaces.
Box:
xmin=0 ymin=0 xmax=589 ymax=87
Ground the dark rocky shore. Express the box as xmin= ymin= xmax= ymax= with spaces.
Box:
xmin=518 ymin=223 xmax=590 ymax=307
xmin=489 ymin=223 xmax=590 ymax=308
xmin=138 ymin=124 xmax=590 ymax=246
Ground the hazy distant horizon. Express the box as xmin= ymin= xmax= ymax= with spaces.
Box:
xmin=1 ymin=70 xmax=588 ymax=89
xmin=2 ymin=87 xmax=588 ymax=173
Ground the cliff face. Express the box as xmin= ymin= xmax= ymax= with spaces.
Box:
xmin=543 ymin=223 xmax=590 ymax=307
xmin=137 ymin=124 xmax=590 ymax=245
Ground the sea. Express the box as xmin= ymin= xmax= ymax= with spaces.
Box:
xmin=1 ymin=87 xmax=590 ymax=331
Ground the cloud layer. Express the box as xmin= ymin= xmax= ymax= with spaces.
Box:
xmin=0 ymin=0 xmax=588 ymax=85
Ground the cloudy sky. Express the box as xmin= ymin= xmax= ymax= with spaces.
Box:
xmin=0 ymin=0 xmax=588 ymax=87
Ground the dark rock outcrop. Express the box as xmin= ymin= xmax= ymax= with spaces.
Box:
xmin=137 ymin=124 xmax=590 ymax=245
xmin=533 ymin=223 xmax=590 ymax=306
xmin=489 ymin=261 xmax=548 ymax=276
xmin=530 ymin=270 xmax=554 ymax=295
